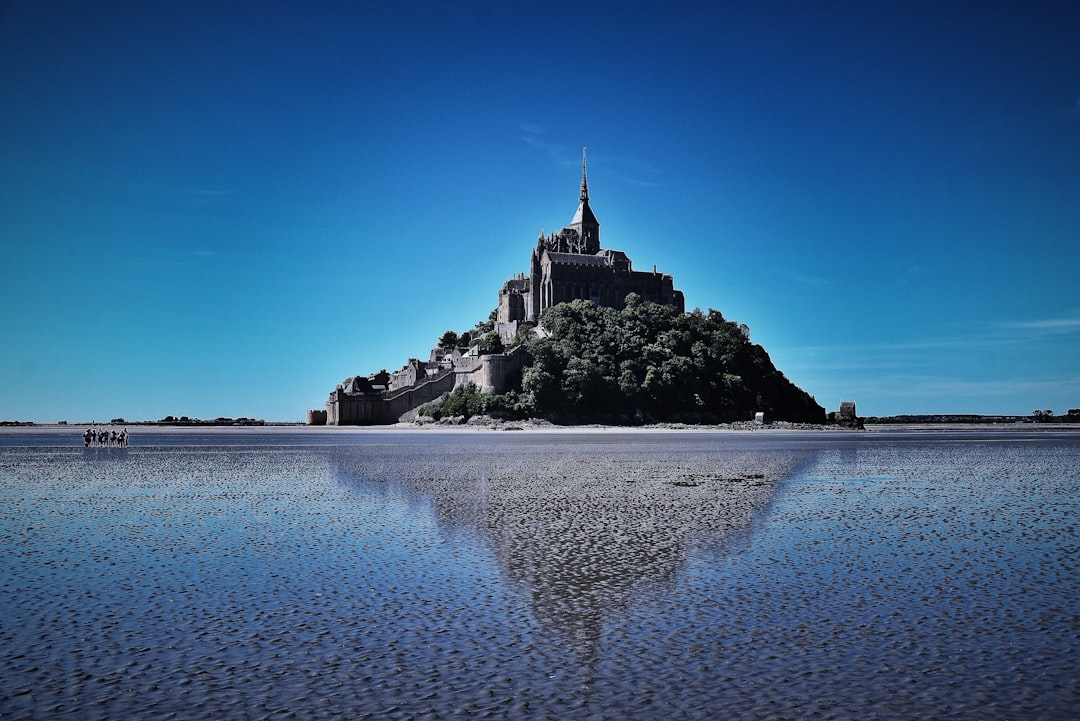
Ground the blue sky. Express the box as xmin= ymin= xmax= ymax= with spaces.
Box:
xmin=2 ymin=0 xmax=1078 ymax=422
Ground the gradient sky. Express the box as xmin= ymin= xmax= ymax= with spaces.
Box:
xmin=2 ymin=0 xmax=1078 ymax=422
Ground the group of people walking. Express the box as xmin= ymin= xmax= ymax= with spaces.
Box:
xmin=83 ymin=427 xmax=128 ymax=448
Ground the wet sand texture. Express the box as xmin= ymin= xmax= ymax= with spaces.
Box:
xmin=1 ymin=432 xmax=1078 ymax=719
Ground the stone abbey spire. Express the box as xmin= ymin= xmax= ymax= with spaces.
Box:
xmin=569 ymin=146 xmax=600 ymax=253
xmin=579 ymin=145 xmax=590 ymax=202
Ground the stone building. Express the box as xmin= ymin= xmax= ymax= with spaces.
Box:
xmin=320 ymin=148 xmax=685 ymax=425
xmin=496 ymin=148 xmax=683 ymax=338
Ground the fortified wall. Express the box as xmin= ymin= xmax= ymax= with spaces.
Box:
xmin=323 ymin=347 xmax=527 ymax=425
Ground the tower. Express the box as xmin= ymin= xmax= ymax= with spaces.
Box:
xmin=568 ymin=146 xmax=600 ymax=254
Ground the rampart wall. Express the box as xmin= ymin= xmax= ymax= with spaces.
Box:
xmin=326 ymin=349 xmax=527 ymax=425
xmin=454 ymin=347 xmax=526 ymax=393
xmin=386 ymin=368 xmax=455 ymax=420
xmin=328 ymin=368 xmax=454 ymax=425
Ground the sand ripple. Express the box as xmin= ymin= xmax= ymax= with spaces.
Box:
xmin=1 ymin=432 xmax=1077 ymax=719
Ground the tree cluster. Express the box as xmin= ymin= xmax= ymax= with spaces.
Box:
xmin=438 ymin=312 xmax=505 ymax=355
xmin=422 ymin=295 xmax=825 ymax=424
xmin=519 ymin=295 xmax=823 ymax=423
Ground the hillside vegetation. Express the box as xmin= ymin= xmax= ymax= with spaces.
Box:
xmin=423 ymin=295 xmax=825 ymax=424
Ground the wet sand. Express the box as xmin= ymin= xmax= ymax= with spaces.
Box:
xmin=1 ymin=429 xmax=1077 ymax=719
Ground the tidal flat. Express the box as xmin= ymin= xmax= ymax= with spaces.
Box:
xmin=1 ymin=427 xmax=1077 ymax=720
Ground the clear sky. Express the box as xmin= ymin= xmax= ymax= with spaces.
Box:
xmin=2 ymin=0 xmax=1078 ymax=423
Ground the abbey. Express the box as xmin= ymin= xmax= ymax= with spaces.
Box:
xmin=317 ymin=149 xmax=685 ymax=425
xmin=496 ymin=149 xmax=683 ymax=339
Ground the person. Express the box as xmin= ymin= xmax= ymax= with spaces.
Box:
xmin=83 ymin=428 xmax=92 ymax=447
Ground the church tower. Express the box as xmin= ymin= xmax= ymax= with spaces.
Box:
xmin=568 ymin=147 xmax=600 ymax=254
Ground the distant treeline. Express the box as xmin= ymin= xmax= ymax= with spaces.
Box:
xmin=866 ymin=412 xmax=1080 ymax=424
xmin=423 ymin=295 xmax=825 ymax=424
xmin=1 ymin=417 xmax=268 ymax=427
xmin=151 ymin=416 xmax=266 ymax=426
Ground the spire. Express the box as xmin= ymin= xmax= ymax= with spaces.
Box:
xmin=579 ymin=146 xmax=589 ymax=202
xmin=569 ymin=144 xmax=600 ymax=253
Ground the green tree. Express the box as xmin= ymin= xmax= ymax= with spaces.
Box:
xmin=517 ymin=297 xmax=824 ymax=423
xmin=470 ymin=331 xmax=504 ymax=355
xmin=438 ymin=330 xmax=459 ymax=349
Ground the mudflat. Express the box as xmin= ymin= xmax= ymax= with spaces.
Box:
xmin=1 ymin=428 xmax=1077 ymax=719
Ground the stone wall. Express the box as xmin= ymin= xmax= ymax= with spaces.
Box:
xmin=325 ymin=348 xmax=530 ymax=426
xmin=453 ymin=346 xmax=527 ymax=394
xmin=484 ymin=347 xmax=527 ymax=393
xmin=327 ymin=369 xmax=454 ymax=425
xmin=386 ymin=370 xmax=455 ymax=420
xmin=326 ymin=390 xmax=387 ymax=425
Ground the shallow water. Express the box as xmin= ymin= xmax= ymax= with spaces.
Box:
xmin=1 ymin=429 xmax=1077 ymax=719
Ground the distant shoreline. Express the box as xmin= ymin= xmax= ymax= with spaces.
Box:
xmin=4 ymin=412 xmax=1074 ymax=431
xmin=1 ymin=421 xmax=1078 ymax=436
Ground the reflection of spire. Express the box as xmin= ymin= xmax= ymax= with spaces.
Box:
xmin=580 ymin=146 xmax=589 ymax=202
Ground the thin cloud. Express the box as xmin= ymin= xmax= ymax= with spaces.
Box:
xmin=519 ymin=122 xmax=547 ymax=136
xmin=842 ymin=374 xmax=1080 ymax=400
xmin=793 ymin=311 xmax=1080 ymax=360
xmin=614 ymin=174 xmax=666 ymax=189
xmin=999 ymin=315 xmax=1080 ymax=332
xmin=784 ymin=273 xmax=834 ymax=290
xmin=807 ymin=334 xmax=1025 ymax=356
xmin=519 ymin=124 xmax=577 ymax=167
xmin=519 ymin=128 xmax=665 ymax=185
xmin=781 ymin=328 xmax=1059 ymax=371
xmin=889 ymin=265 xmax=927 ymax=288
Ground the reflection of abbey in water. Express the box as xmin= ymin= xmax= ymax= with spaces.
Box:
xmin=326 ymin=445 xmax=791 ymax=667
xmin=320 ymin=148 xmax=684 ymax=426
